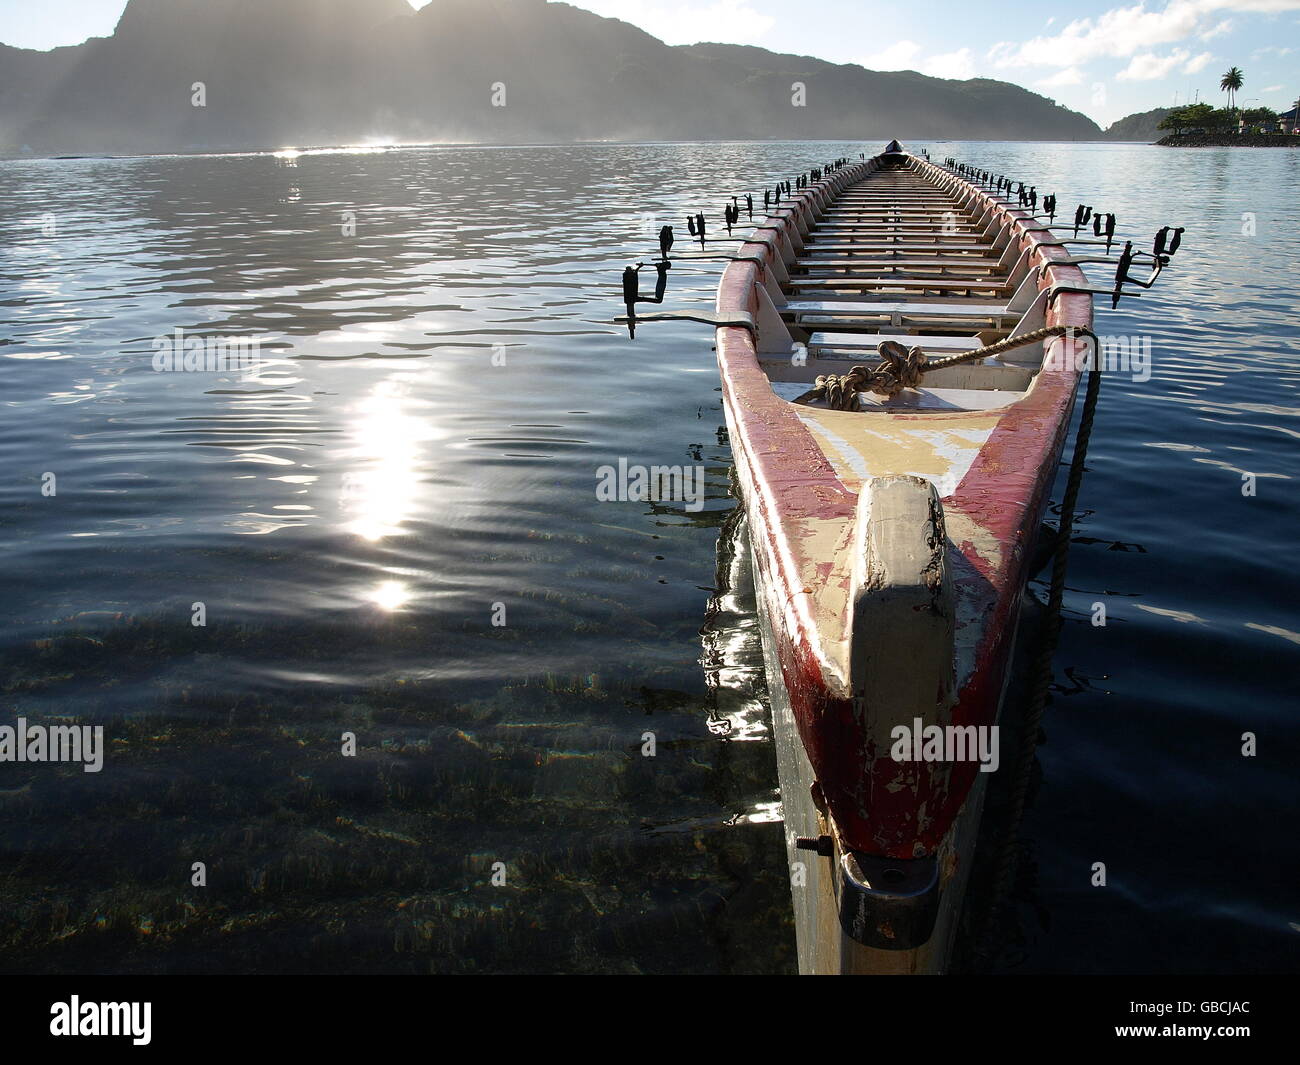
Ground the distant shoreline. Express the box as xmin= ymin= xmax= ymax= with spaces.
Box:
xmin=1156 ymin=133 xmax=1300 ymax=147
xmin=0 ymin=137 xmax=1110 ymax=164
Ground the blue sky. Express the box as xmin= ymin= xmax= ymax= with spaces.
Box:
xmin=0 ymin=0 xmax=1296 ymax=126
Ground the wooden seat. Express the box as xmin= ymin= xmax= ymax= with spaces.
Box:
xmin=791 ymin=277 xmax=1010 ymax=292
xmin=816 ymin=223 xmax=982 ymax=232
xmin=785 ymin=299 xmax=1017 ymax=321
xmin=797 ymin=257 xmax=999 ymax=271
xmin=805 ymin=243 xmax=996 ymax=254
xmin=806 ymin=331 xmax=983 ymax=352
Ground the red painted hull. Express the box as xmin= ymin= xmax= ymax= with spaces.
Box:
xmin=715 ymin=158 xmax=1094 ymax=858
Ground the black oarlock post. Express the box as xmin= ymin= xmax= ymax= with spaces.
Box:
xmin=658 ymin=224 xmax=674 ymax=260
xmin=1085 ymin=211 xmax=1116 ymax=253
xmin=1152 ymin=225 xmax=1186 ymax=258
xmin=621 ymin=260 xmax=673 ymax=339
xmin=1112 ymin=241 xmax=1134 ymax=309
xmin=622 ymin=265 xmax=639 ymax=338
xmin=651 ymin=259 xmax=669 ymax=302
xmin=745 ymin=194 xmax=753 ymax=220
xmin=694 ymin=211 xmax=706 ymax=248
xmin=1073 ymin=204 xmax=1092 ymax=238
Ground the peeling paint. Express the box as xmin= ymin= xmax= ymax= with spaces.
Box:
xmin=712 ymin=156 xmax=1092 ymax=859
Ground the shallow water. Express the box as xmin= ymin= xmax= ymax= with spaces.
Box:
xmin=0 ymin=140 xmax=1296 ymax=973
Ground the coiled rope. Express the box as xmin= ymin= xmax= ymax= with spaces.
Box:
xmin=794 ymin=324 xmax=1097 ymax=410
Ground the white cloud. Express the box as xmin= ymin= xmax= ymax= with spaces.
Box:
xmin=1252 ymin=45 xmax=1295 ymax=58
xmin=989 ymin=1 xmax=1300 ymax=70
xmin=920 ymin=48 xmax=978 ymax=80
xmin=1117 ymin=49 xmax=1195 ymax=80
xmin=1037 ymin=67 xmax=1085 ymax=87
xmin=1115 ymin=46 xmax=1216 ymax=81
xmin=862 ymin=42 xmax=977 ymax=79
xmin=862 ymin=40 xmax=923 ymax=70
xmin=1200 ymin=18 xmax=1233 ymax=39
xmin=1263 ymin=83 xmax=1285 ymax=91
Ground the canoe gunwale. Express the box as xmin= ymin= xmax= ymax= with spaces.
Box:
xmin=713 ymin=151 xmax=1095 ymax=865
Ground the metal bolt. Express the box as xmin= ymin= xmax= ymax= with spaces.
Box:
xmin=795 ymin=835 xmax=834 ymax=857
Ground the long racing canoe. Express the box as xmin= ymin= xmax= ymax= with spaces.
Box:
xmin=712 ymin=142 xmax=1096 ymax=974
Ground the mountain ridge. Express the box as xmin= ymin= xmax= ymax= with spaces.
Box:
xmin=1101 ymin=107 xmax=1175 ymax=142
xmin=0 ymin=0 xmax=1103 ymax=154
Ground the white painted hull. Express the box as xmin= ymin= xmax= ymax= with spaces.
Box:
xmin=747 ymin=512 xmax=998 ymax=974
xmin=704 ymin=147 xmax=1097 ymax=974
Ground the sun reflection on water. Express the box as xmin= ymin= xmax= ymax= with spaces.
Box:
xmin=367 ymin=579 xmax=410 ymax=611
xmin=342 ymin=374 xmax=430 ymax=542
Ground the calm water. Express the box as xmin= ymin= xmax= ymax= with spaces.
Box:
xmin=1 ymin=141 xmax=1296 ymax=974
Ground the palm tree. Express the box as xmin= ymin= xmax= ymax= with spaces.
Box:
xmin=1220 ymin=67 xmax=1244 ymax=113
